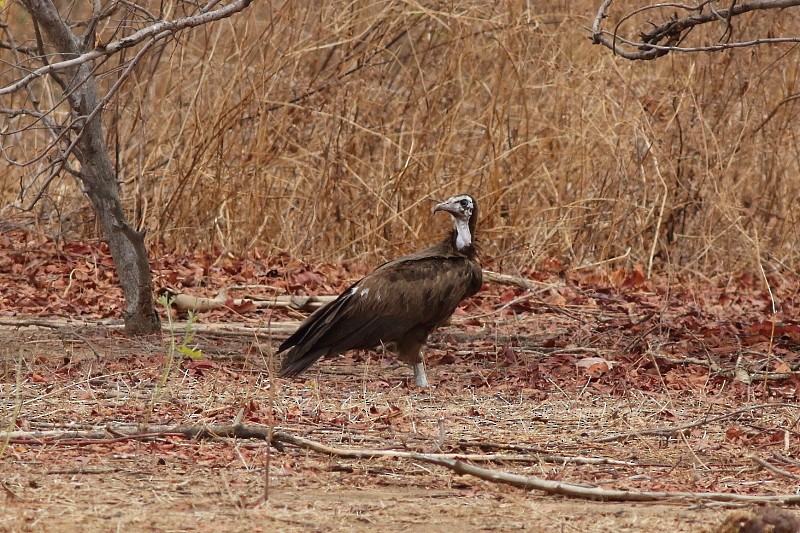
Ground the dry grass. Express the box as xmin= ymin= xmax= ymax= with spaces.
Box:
xmin=3 ymin=1 xmax=800 ymax=275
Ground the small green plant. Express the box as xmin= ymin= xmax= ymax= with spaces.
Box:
xmin=157 ymin=294 xmax=204 ymax=363
xmin=149 ymin=294 xmax=204 ymax=413
xmin=176 ymin=311 xmax=203 ymax=360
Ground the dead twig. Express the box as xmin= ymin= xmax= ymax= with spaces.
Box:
xmin=747 ymin=455 xmax=799 ymax=480
xmin=0 ymin=319 xmax=65 ymax=329
xmin=1 ymin=480 xmax=21 ymax=501
xmin=45 ymin=467 xmax=121 ymax=475
xmin=773 ymin=452 xmax=800 ymax=466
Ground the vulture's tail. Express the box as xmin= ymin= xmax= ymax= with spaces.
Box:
xmin=276 ymin=286 xmax=356 ymax=378
xmin=277 ymin=345 xmax=329 ymax=378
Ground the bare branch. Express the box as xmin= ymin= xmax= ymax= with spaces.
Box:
xmin=15 ymin=37 xmax=160 ymax=210
xmin=1 ymin=0 xmax=254 ymax=95
xmin=0 ymin=107 xmax=61 ymax=131
xmin=591 ymin=0 xmax=800 ymax=60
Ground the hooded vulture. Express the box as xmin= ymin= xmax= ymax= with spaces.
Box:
xmin=277 ymin=193 xmax=482 ymax=387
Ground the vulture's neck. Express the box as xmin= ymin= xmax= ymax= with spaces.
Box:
xmin=454 ymin=217 xmax=472 ymax=251
xmin=448 ymin=217 xmax=478 ymax=258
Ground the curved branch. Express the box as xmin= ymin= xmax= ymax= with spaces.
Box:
xmin=0 ymin=0 xmax=253 ymax=95
xmin=591 ymin=0 xmax=800 ymax=60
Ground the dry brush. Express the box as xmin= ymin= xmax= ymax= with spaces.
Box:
xmin=3 ymin=0 xmax=800 ymax=276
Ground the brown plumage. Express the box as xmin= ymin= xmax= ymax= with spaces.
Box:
xmin=278 ymin=194 xmax=482 ymax=387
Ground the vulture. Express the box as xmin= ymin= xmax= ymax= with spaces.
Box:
xmin=277 ymin=193 xmax=482 ymax=387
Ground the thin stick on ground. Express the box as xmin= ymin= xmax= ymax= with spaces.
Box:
xmin=5 ymin=424 xmax=800 ymax=504
xmin=747 ymin=455 xmax=799 ymax=481
xmin=1 ymin=425 xmax=632 ymax=464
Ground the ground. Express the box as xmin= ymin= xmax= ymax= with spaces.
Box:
xmin=2 ymin=324 xmax=799 ymax=533
xmin=2 ymin=236 xmax=800 ymax=532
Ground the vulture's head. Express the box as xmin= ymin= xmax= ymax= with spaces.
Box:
xmin=433 ymin=194 xmax=478 ymax=252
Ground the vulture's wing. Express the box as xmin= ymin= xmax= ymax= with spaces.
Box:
xmin=277 ymin=253 xmax=481 ymax=378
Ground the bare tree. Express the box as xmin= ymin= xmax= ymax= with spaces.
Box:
xmin=1 ymin=0 xmax=252 ymax=333
xmin=591 ymin=0 xmax=800 ymax=60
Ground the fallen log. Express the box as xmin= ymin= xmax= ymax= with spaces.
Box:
xmin=158 ymin=287 xmax=337 ymax=313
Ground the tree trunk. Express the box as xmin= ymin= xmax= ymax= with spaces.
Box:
xmin=22 ymin=0 xmax=161 ymax=334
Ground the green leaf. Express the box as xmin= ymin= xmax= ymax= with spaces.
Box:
xmin=177 ymin=345 xmax=203 ymax=360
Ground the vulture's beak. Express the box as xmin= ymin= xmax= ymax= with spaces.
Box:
xmin=433 ymin=199 xmax=457 ymax=215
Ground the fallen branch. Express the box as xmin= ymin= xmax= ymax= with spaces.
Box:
xmin=0 ymin=316 xmax=511 ymax=341
xmin=2 ymin=425 xmax=630 ymax=464
xmin=655 ymin=354 xmax=796 ymax=383
xmin=156 ymin=267 xmax=552 ymax=317
xmin=14 ymin=403 xmax=796 ymax=449
xmin=1 ymin=481 xmax=21 ymax=501
xmin=270 ymin=432 xmax=800 ymax=503
xmin=0 ymin=317 xmax=300 ymax=338
xmin=45 ymin=467 xmax=121 ymax=475
xmin=164 ymin=269 xmax=538 ymax=313
xmin=773 ymin=451 xmax=800 ymax=466
xmin=0 ymin=319 xmax=65 ymax=330
xmin=7 ymin=423 xmax=800 ymax=503
xmin=439 ymin=459 xmax=800 ymax=503
xmin=270 ymin=432 xmax=641 ymax=466
xmin=159 ymin=287 xmax=337 ymax=313
xmin=5 ymin=424 xmax=269 ymax=443
xmin=481 ymin=270 xmax=540 ymax=290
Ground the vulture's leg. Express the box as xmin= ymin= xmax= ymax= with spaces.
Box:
xmin=412 ymin=361 xmax=428 ymax=388
xmin=396 ymin=337 xmax=428 ymax=387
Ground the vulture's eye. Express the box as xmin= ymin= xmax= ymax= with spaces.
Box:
xmin=459 ymin=199 xmax=469 ymax=208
